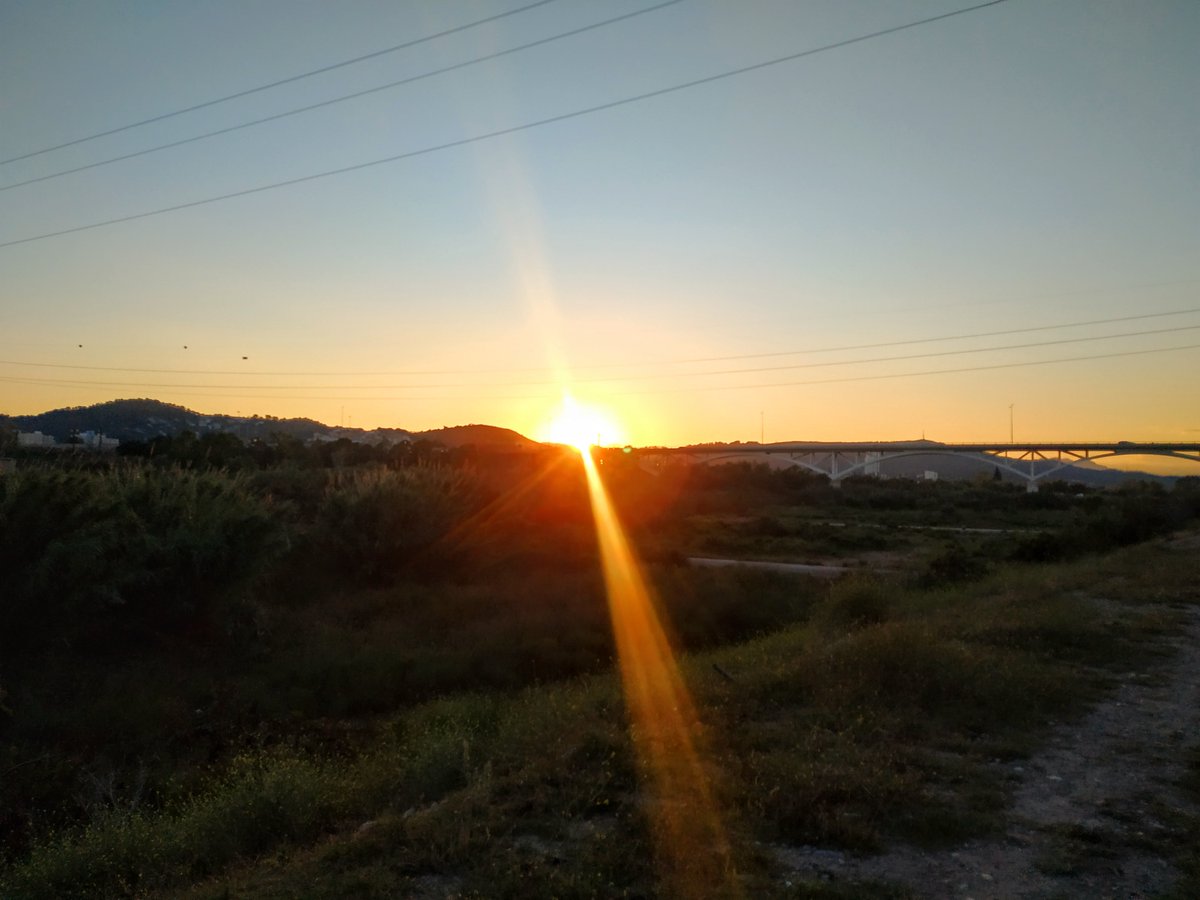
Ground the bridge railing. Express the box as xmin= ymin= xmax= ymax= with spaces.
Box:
xmin=621 ymin=443 xmax=1200 ymax=492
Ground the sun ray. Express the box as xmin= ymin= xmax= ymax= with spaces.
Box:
xmin=474 ymin=133 xmax=732 ymax=892
xmin=536 ymin=394 xmax=623 ymax=451
xmin=579 ymin=450 xmax=739 ymax=897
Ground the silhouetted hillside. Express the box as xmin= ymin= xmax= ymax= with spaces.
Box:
xmin=3 ymin=399 xmax=209 ymax=441
xmin=0 ymin=400 xmax=548 ymax=450
xmin=0 ymin=399 xmax=409 ymax=444
xmin=415 ymin=423 xmax=541 ymax=450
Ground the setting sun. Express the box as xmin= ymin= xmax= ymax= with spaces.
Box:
xmin=536 ymin=395 xmax=625 ymax=451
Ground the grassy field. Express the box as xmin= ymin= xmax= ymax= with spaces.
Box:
xmin=2 ymin=455 xmax=1198 ymax=897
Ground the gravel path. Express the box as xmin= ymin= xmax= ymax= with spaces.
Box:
xmin=774 ymin=600 xmax=1200 ymax=898
xmin=687 ymin=557 xmax=898 ymax=578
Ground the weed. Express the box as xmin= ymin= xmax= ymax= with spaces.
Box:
xmin=811 ymin=577 xmax=894 ymax=631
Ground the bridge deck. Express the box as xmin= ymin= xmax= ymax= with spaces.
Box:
xmin=633 ymin=442 xmax=1200 ymax=455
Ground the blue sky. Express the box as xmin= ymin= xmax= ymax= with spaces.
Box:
xmin=2 ymin=0 xmax=1197 ymax=449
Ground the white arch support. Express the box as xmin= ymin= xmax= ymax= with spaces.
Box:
xmin=633 ymin=442 xmax=1200 ymax=493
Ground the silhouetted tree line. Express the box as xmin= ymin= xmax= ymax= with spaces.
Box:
xmin=114 ymin=431 xmax=481 ymax=470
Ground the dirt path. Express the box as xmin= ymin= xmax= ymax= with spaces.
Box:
xmin=774 ymin=601 xmax=1200 ymax=899
xmin=687 ymin=557 xmax=899 ymax=578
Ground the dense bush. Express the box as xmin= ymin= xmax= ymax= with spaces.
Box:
xmin=918 ymin=541 xmax=991 ymax=586
xmin=0 ymin=467 xmax=282 ymax=659
xmin=1011 ymin=480 xmax=1200 ymax=562
xmin=811 ymin=576 xmax=894 ymax=631
xmin=1 ymin=751 xmax=349 ymax=900
xmin=313 ymin=466 xmax=486 ymax=584
xmin=1084 ymin=484 xmax=1191 ymax=548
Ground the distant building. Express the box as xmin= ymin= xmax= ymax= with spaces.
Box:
xmin=16 ymin=430 xmax=118 ymax=450
xmin=77 ymin=430 xmax=120 ymax=450
xmin=17 ymin=431 xmax=56 ymax=447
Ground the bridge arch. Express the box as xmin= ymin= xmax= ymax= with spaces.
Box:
xmin=637 ymin=444 xmax=1200 ymax=493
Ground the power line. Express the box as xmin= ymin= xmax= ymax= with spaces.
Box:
xmin=2 ymin=306 xmax=1196 ymax=378
xmin=633 ymin=323 xmax=1200 ymax=381
xmin=2 ymin=323 xmax=1193 ymax=390
xmin=0 ymin=0 xmax=1012 ymax=250
xmin=0 ymin=0 xmax=687 ymax=194
xmin=4 ymin=342 xmax=1197 ymax=402
xmin=708 ymin=342 xmax=1200 ymax=395
xmin=612 ymin=304 xmax=1200 ymax=367
xmin=0 ymin=0 xmax=562 ymax=167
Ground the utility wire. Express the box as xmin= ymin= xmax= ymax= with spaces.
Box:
xmin=0 ymin=0 xmax=687 ymax=193
xmin=0 ymin=0 xmax=561 ymax=166
xmin=652 ymin=303 xmax=1200 ymax=364
xmin=704 ymin=343 xmax=1200 ymax=395
xmin=4 ymin=342 xmax=1197 ymax=402
xmin=0 ymin=0 xmax=1011 ymax=250
xmin=2 ymin=323 xmax=1192 ymax=391
xmin=619 ymin=323 xmax=1200 ymax=382
xmin=2 ymin=306 xmax=1196 ymax=378
xmin=0 ymin=286 xmax=1193 ymax=371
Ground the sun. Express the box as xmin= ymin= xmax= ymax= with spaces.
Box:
xmin=537 ymin=396 xmax=624 ymax=452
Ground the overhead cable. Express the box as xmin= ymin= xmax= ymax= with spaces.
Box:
xmin=3 ymin=342 xmax=1198 ymax=402
xmin=704 ymin=343 xmax=1200 ymax=395
xmin=3 ymin=304 xmax=1195 ymax=377
xmin=1 ymin=322 xmax=1192 ymax=391
xmin=0 ymin=0 xmax=687 ymax=193
xmin=0 ymin=0 xmax=1012 ymax=249
xmin=0 ymin=0 xmax=562 ymax=166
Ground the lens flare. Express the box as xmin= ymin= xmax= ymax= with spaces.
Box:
xmin=579 ymin=451 xmax=738 ymax=897
xmin=478 ymin=144 xmax=732 ymax=890
xmin=537 ymin=394 xmax=623 ymax=452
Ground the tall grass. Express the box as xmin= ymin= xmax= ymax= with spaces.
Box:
xmin=6 ymin=535 xmax=1194 ymax=898
xmin=313 ymin=466 xmax=485 ymax=584
xmin=0 ymin=467 xmax=281 ymax=659
xmin=4 ymin=455 xmax=1197 ymax=897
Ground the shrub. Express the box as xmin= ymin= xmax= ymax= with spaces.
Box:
xmin=246 ymin=466 xmax=330 ymax=519
xmin=0 ymin=752 xmax=346 ymax=900
xmin=918 ymin=542 xmax=990 ymax=587
xmin=313 ymin=466 xmax=485 ymax=584
xmin=0 ymin=467 xmax=281 ymax=659
xmin=654 ymin=566 xmax=817 ymax=648
xmin=1083 ymin=490 xmax=1189 ymax=549
xmin=1010 ymin=531 xmax=1075 ymax=563
xmin=808 ymin=622 xmax=1074 ymax=732
xmin=811 ymin=577 xmax=893 ymax=632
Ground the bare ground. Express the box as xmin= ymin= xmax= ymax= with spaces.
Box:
xmin=774 ymin=560 xmax=1200 ymax=899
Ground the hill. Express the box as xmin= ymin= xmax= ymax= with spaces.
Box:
xmin=0 ymin=400 xmax=562 ymax=452
xmin=0 ymin=398 xmax=414 ymax=445
xmin=0 ymin=402 xmax=1179 ymax=485
xmin=414 ymin=423 xmax=541 ymax=451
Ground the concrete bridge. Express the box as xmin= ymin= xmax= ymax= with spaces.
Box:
xmin=624 ymin=442 xmax=1200 ymax=492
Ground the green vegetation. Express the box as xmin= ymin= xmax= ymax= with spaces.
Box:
xmin=1 ymin=467 xmax=281 ymax=660
xmin=1 ymin=448 xmax=1198 ymax=897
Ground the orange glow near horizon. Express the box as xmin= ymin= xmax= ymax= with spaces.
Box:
xmin=579 ymin=449 xmax=738 ymax=896
xmin=482 ymin=148 xmax=734 ymax=886
xmin=535 ymin=394 xmax=626 ymax=452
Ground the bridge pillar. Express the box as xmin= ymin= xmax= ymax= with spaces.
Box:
xmin=1026 ymin=480 xmax=1038 ymax=494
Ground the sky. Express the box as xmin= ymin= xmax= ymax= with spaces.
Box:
xmin=2 ymin=0 xmax=1198 ymax=464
